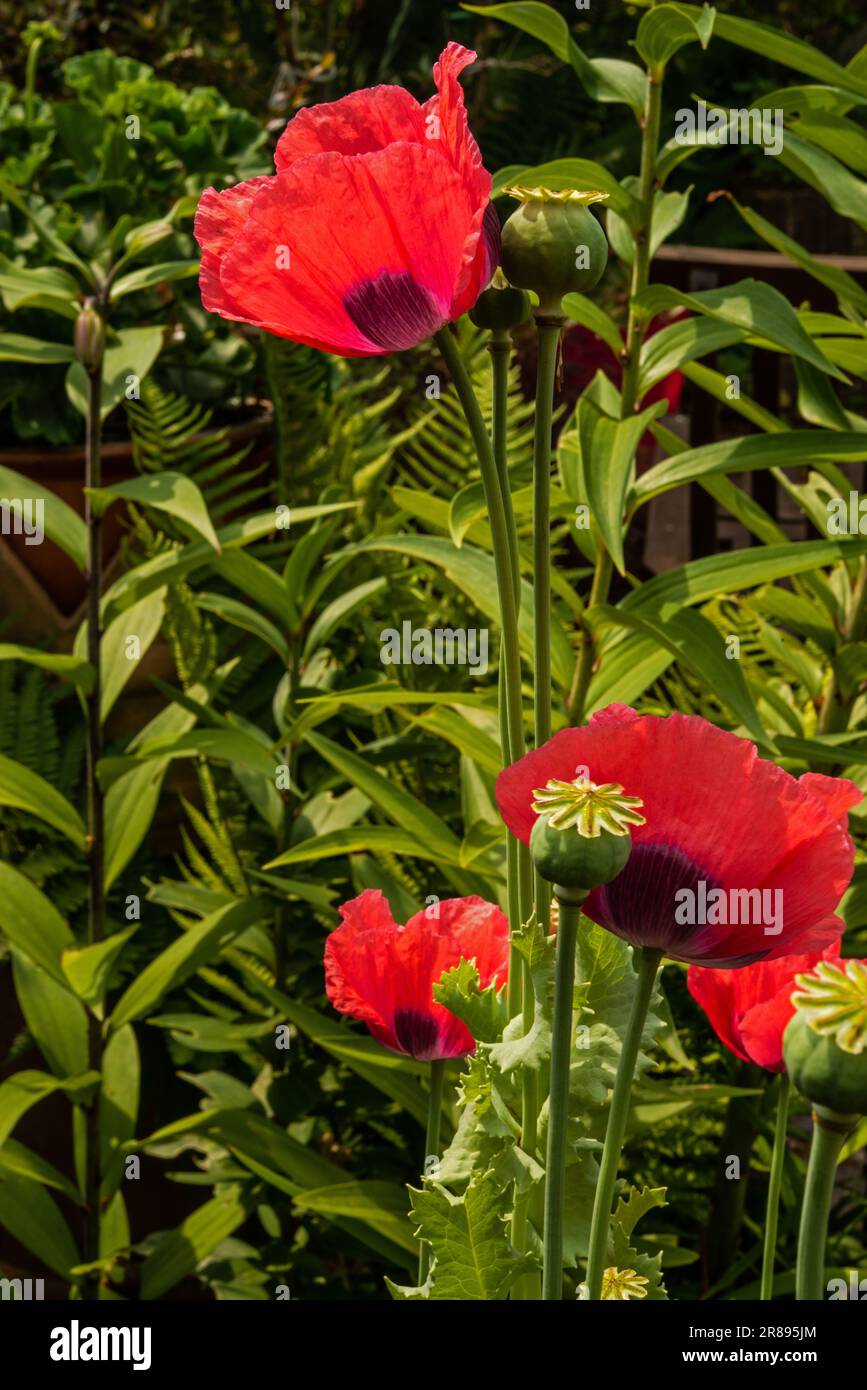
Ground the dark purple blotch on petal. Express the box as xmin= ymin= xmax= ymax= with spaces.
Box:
xmin=393 ymin=1008 xmax=441 ymax=1060
xmin=344 ymin=271 xmax=445 ymax=351
xmin=593 ymin=841 xmax=773 ymax=966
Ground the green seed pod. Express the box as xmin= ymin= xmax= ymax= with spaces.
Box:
xmin=783 ymin=1010 xmax=867 ymax=1116
xmin=469 ymin=269 xmax=531 ymax=332
xmin=530 ymin=813 xmax=631 ymax=891
xmin=500 ymin=187 xmax=609 ymax=316
xmin=529 ymin=775 xmax=644 ymax=893
xmin=783 ymin=959 xmax=867 ymax=1116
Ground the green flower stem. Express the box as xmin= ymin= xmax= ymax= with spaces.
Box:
xmin=796 ymin=1107 xmax=854 ymax=1300
xmin=419 ymin=1058 xmax=446 ymax=1284
xmin=760 ymin=1073 xmax=790 ymax=1300
xmin=489 ymin=332 xmax=521 ymax=604
xmin=437 ymin=325 xmax=525 ymax=945
xmin=567 ymin=67 xmax=663 ymax=726
xmin=511 ymin=923 xmax=542 ymax=1299
xmin=83 ymin=344 xmax=106 ymax=1297
xmin=619 ymin=70 xmax=663 ymax=416
xmin=542 ymin=891 xmax=586 ymax=1299
xmin=489 ymin=330 xmax=540 ymax=1299
xmin=567 ymin=548 xmax=612 ymax=723
xmin=489 ymin=331 xmax=528 ymax=1014
xmin=585 ymin=946 xmax=662 ymax=1300
xmin=532 ymin=319 xmax=560 ymax=932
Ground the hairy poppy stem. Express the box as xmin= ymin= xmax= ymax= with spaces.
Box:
xmin=760 ymin=1072 xmax=790 ymax=1300
xmin=419 ymin=1059 xmax=446 ymax=1284
xmin=489 ymin=331 xmax=529 ymax=1011
xmin=531 ymin=319 xmax=560 ymax=935
xmin=568 ymin=67 xmax=663 ymax=726
xmin=585 ymin=946 xmax=661 ymax=1300
xmin=542 ymin=891 xmax=586 ymax=1298
xmin=82 ymin=330 xmax=106 ymax=1298
xmin=435 ymin=324 xmax=525 ymax=913
xmin=795 ymin=1108 xmax=852 ymax=1300
xmin=489 ymin=332 xmax=540 ymax=1298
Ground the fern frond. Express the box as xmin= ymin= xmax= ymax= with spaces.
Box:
xmin=125 ymin=379 xmax=269 ymax=521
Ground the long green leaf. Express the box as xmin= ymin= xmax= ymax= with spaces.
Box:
xmin=581 ymin=398 xmax=667 ymax=572
xmin=339 ymin=534 xmax=572 ymax=686
xmin=305 ymin=731 xmax=463 ymax=867
xmin=0 ymin=643 xmax=94 ymax=692
xmin=0 ymin=1070 xmax=99 ymax=1146
xmin=624 ymin=538 xmax=867 ymax=613
xmin=0 ymin=464 xmax=87 ymax=570
xmin=635 ymin=3 xmax=715 ymax=72
xmin=634 ymin=280 xmax=847 ymax=381
xmin=0 ymin=333 xmax=75 ymax=363
xmin=636 ymin=431 xmax=867 ymax=502
xmin=0 ymin=863 xmax=74 ymax=980
xmin=109 ymin=897 xmax=270 ymax=1032
xmin=0 ymin=753 xmax=86 ymax=845
xmin=139 ymin=1189 xmax=252 ymax=1300
xmin=632 ymin=2 xmax=867 ymax=97
xmin=0 ymin=1174 xmax=80 ymax=1279
xmin=87 ymin=472 xmax=220 ymax=551
xmin=466 ymin=3 xmax=645 ymax=112
xmin=102 ymin=503 xmax=358 ymax=623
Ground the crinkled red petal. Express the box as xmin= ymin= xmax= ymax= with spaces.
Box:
xmin=275 ymin=85 xmax=426 ymax=170
xmin=497 ymin=707 xmax=860 ymax=964
xmin=324 ymin=889 xmax=509 ymax=1060
xmin=218 ymin=143 xmax=479 ymax=356
xmin=688 ymin=939 xmax=841 ymax=1072
xmin=194 ymin=176 xmax=274 ymax=323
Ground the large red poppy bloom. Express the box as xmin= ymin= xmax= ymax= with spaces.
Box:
xmin=687 ymin=941 xmax=842 ymax=1072
xmin=496 ymin=704 xmax=860 ymax=967
xmin=324 ymin=889 xmax=509 ymax=1060
xmin=194 ymin=44 xmax=498 ymax=356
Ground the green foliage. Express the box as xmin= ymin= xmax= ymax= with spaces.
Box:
xmin=3 ymin=0 xmax=867 ymax=1306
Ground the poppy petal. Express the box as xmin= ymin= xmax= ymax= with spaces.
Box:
xmin=324 ymin=890 xmax=509 ymax=1061
xmin=498 ymin=709 xmax=857 ymax=966
xmin=194 ymin=176 xmax=274 ymax=322
xmin=427 ymin=43 xmax=485 ymax=192
xmin=686 ymin=967 xmax=752 ymax=1064
xmin=275 ymin=85 xmax=426 ymax=171
xmin=688 ymin=939 xmax=842 ymax=1072
xmin=798 ymin=771 xmax=863 ymax=821
xmin=324 ymin=889 xmax=399 ymax=1039
xmin=219 ymin=143 xmax=479 ymax=355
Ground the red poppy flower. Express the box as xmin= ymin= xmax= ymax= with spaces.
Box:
xmin=496 ymin=704 xmax=860 ymax=967
xmin=324 ymin=889 xmax=509 ymax=1060
xmin=687 ymin=941 xmax=842 ymax=1072
xmin=194 ymin=44 xmax=498 ymax=356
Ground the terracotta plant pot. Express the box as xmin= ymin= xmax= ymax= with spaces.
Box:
xmin=0 ymin=407 xmax=273 ymax=643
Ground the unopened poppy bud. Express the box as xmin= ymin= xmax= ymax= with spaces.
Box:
xmin=783 ymin=959 xmax=867 ymax=1117
xmin=470 ymin=268 xmax=531 ymax=332
xmin=500 ymin=187 xmax=609 ymax=316
xmin=529 ymin=775 xmax=644 ymax=896
xmin=74 ymin=302 xmax=104 ymax=370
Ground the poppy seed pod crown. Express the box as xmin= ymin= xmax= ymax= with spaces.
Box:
xmin=783 ymin=959 xmax=867 ymax=1116
xmin=500 ymin=187 xmax=609 ymax=316
xmin=529 ymin=775 xmax=644 ymax=894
